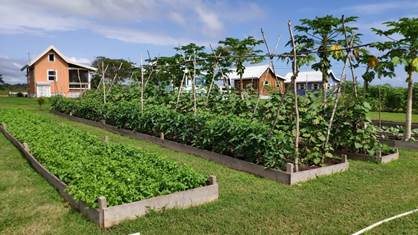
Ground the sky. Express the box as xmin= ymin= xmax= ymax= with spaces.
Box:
xmin=0 ymin=0 xmax=416 ymax=86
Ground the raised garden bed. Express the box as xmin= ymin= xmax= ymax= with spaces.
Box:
xmin=0 ymin=118 xmax=218 ymax=228
xmin=53 ymin=110 xmax=349 ymax=185
xmin=380 ymin=139 xmax=418 ymax=151
xmin=337 ymin=149 xmax=399 ymax=164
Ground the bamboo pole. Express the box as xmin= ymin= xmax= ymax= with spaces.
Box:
xmin=192 ymin=54 xmax=197 ymax=114
xmin=324 ymin=16 xmax=354 ymax=149
xmin=341 ymin=15 xmax=358 ymax=98
xmin=140 ymin=56 xmax=144 ymax=112
xmin=107 ymin=62 xmax=123 ymax=93
xmin=288 ymin=20 xmax=300 ymax=172
xmin=100 ymin=62 xmax=109 ymax=104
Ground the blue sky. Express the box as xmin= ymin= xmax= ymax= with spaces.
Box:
xmin=0 ymin=0 xmax=416 ymax=86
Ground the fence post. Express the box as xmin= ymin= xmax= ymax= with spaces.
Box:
xmin=23 ymin=143 xmax=30 ymax=152
xmin=286 ymin=163 xmax=294 ymax=174
xmin=97 ymin=196 xmax=107 ymax=228
xmin=208 ymin=175 xmax=217 ymax=185
xmin=160 ymin=132 xmax=165 ymax=140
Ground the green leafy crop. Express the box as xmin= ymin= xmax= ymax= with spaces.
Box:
xmin=0 ymin=109 xmax=207 ymax=208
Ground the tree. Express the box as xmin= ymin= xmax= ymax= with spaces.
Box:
xmin=219 ymin=37 xmax=264 ymax=97
xmin=0 ymin=73 xmax=4 ymax=85
xmin=91 ymin=57 xmax=135 ymax=88
xmin=372 ymin=17 xmax=418 ymax=140
xmin=175 ymin=43 xmax=206 ymax=113
xmin=292 ymin=15 xmax=358 ymax=103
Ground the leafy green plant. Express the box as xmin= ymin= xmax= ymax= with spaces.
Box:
xmin=0 ymin=109 xmax=207 ymax=208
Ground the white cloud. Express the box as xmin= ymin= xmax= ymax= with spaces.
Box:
xmin=342 ymin=1 xmax=418 ymax=15
xmin=67 ymin=57 xmax=91 ymax=65
xmin=0 ymin=57 xmax=26 ymax=84
xmin=0 ymin=0 xmax=263 ymax=45
xmin=194 ymin=6 xmax=223 ymax=36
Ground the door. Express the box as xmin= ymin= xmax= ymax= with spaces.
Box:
xmin=36 ymin=84 xmax=51 ymax=97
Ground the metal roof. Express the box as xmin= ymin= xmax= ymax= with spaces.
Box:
xmin=21 ymin=45 xmax=97 ymax=71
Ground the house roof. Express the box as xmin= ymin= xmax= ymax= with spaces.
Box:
xmin=226 ymin=64 xmax=285 ymax=80
xmin=21 ymin=45 xmax=97 ymax=71
xmin=284 ymin=70 xmax=339 ymax=83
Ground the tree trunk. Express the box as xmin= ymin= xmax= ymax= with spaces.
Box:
xmin=175 ymin=72 xmax=186 ymax=110
xmin=321 ymin=67 xmax=328 ymax=107
xmin=363 ymin=79 xmax=369 ymax=96
xmin=240 ymin=74 xmax=244 ymax=99
xmin=404 ymin=69 xmax=413 ymax=141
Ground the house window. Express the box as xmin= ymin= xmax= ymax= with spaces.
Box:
xmin=298 ymin=83 xmax=306 ymax=90
xmin=48 ymin=70 xmax=57 ymax=81
xmin=313 ymin=83 xmax=319 ymax=90
xmin=48 ymin=53 xmax=55 ymax=62
xmin=264 ymin=80 xmax=270 ymax=86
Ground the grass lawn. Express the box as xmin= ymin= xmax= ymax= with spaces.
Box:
xmin=1 ymin=97 xmax=418 ymax=234
xmin=368 ymin=111 xmax=418 ymax=123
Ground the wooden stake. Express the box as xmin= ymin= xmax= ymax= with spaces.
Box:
xmin=140 ymin=56 xmax=144 ymax=113
xmin=192 ymin=54 xmax=197 ymax=114
xmin=341 ymin=15 xmax=358 ymax=98
xmin=324 ymin=16 xmax=354 ymax=150
xmin=288 ymin=20 xmax=300 ymax=172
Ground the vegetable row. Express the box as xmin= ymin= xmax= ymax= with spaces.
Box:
xmin=0 ymin=109 xmax=207 ymax=208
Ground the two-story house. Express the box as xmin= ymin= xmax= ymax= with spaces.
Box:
xmin=21 ymin=46 xmax=97 ymax=97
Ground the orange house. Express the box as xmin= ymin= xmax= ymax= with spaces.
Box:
xmin=225 ymin=64 xmax=285 ymax=97
xmin=21 ymin=46 xmax=97 ymax=97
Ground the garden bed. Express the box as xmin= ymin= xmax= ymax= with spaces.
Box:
xmin=53 ymin=110 xmax=349 ymax=185
xmin=337 ymin=149 xmax=399 ymax=164
xmin=380 ymin=139 xmax=418 ymax=151
xmin=0 ymin=123 xmax=218 ymax=228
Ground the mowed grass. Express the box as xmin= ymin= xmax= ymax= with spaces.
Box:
xmin=1 ymin=97 xmax=418 ymax=234
xmin=368 ymin=111 xmax=418 ymax=123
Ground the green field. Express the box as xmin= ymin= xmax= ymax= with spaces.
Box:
xmin=368 ymin=111 xmax=418 ymax=123
xmin=1 ymin=97 xmax=418 ymax=234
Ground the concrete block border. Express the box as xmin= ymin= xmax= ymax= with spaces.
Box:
xmin=381 ymin=139 xmax=418 ymax=151
xmin=372 ymin=120 xmax=418 ymax=129
xmin=0 ymin=123 xmax=218 ymax=228
xmin=52 ymin=111 xmax=349 ymax=185
xmin=338 ymin=149 xmax=399 ymax=164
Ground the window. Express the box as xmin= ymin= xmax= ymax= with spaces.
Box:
xmin=313 ymin=83 xmax=319 ymax=90
xmin=263 ymin=80 xmax=270 ymax=86
xmin=298 ymin=83 xmax=306 ymax=90
xmin=48 ymin=53 xmax=55 ymax=62
xmin=48 ymin=70 xmax=57 ymax=81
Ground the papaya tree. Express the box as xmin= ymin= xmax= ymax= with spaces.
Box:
xmin=292 ymin=15 xmax=358 ymax=104
xmin=219 ymin=37 xmax=264 ymax=97
xmin=175 ymin=43 xmax=206 ymax=113
xmin=372 ymin=17 xmax=418 ymax=140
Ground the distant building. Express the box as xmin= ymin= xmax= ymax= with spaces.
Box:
xmin=222 ymin=64 xmax=285 ymax=97
xmin=284 ymin=70 xmax=339 ymax=96
xmin=21 ymin=45 xmax=97 ymax=97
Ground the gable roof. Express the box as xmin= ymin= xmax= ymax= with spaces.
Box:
xmin=21 ymin=45 xmax=97 ymax=71
xmin=284 ymin=70 xmax=339 ymax=83
xmin=226 ymin=64 xmax=285 ymax=80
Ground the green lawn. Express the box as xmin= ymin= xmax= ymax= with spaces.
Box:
xmin=368 ymin=111 xmax=418 ymax=123
xmin=1 ymin=97 xmax=418 ymax=234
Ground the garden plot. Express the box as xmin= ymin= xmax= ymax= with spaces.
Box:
xmin=0 ymin=109 xmax=218 ymax=228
